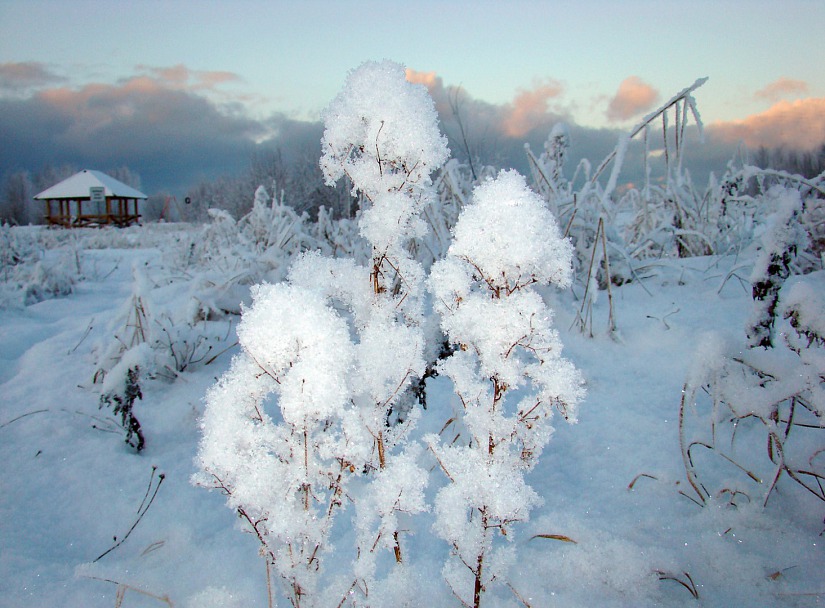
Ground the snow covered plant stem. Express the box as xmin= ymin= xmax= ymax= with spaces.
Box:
xmin=196 ymin=283 xmax=356 ymax=607
xmin=314 ymin=59 xmax=447 ymax=586
xmin=427 ymin=170 xmax=585 ymax=607
xmin=197 ymin=61 xmax=446 ymax=607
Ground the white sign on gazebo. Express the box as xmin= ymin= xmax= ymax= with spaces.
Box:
xmin=90 ymin=186 xmax=105 ymax=206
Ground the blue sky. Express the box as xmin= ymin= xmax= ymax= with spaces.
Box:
xmin=1 ymin=0 xmax=823 ymax=194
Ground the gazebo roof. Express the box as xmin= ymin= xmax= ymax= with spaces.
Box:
xmin=34 ymin=169 xmax=147 ymax=200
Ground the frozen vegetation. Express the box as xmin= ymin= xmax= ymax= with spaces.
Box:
xmin=1 ymin=62 xmax=824 ymax=607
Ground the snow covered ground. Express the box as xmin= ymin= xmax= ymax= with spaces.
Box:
xmin=1 ymin=225 xmax=822 ymax=607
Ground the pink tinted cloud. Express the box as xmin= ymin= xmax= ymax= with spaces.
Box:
xmin=754 ymin=77 xmax=809 ymax=102
xmin=606 ymin=76 xmax=660 ymax=122
xmin=710 ymin=97 xmax=825 ymax=150
xmin=405 ymin=68 xmax=454 ymax=116
xmin=0 ymin=61 xmax=65 ymax=92
xmin=34 ymin=73 xmax=262 ymax=139
xmin=405 ymin=68 xmax=440 ymax=90
xmin=502 ymin=81 xmax=564 ymax=138
xmin=137 ymin=64 xmax=242 ymax=91
xmin=407 ymin=68 xmax=568 ymax=140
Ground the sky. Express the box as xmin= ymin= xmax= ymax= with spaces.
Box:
xmin=1 ymin=0 xmax=824 ymax=196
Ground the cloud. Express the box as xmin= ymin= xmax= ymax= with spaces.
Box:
xmin=0 ymin=69 xmax=268 ymax=194
xmin=407 ymin=68 xmax=572 ymax=163
xmin=502 ymin=80 xmax=565 ymax=138
xmin=0 ymin=62 xmax=66 ymax=94
xmin=136 ymin=64 xmax=243 ymax=91
xmin=405 ymin=69 xmax=440 ymax=91
xmin=6 ymin=63 xmax=784 ymax=201
xmin=606 ymin=76 xmax=660 ymax=123
xmin=754 ymin=77 xmax=809 ymax=103
xmin=709 ymin=97 xmax=825 ymax=151
xmin=405 ymin=68 xmax=454 ymax=117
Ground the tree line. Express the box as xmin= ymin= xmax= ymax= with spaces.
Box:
xmin=2 ymin=141 xmax=824 ymax=226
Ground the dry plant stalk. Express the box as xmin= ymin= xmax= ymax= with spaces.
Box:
xmin=627 ymin=473 xmax=658 ymax=491
xmin=529 ymin=533 xmax=578 ymax=544
xmin=576 ymin=217 xmax=617 ymax=336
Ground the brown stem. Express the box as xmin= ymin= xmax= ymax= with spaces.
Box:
xmin=473 ymin=509 xmax=489 ymax=608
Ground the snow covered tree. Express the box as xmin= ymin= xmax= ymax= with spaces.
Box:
xmin=426 ymin=170 xmax=585 ymax=607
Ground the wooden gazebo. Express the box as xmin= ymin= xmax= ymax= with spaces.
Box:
xmin=34 ymin=169 xmax=147 ymax=227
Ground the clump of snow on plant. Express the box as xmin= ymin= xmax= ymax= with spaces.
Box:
xmin=320 ymin=60 xmax=449 ymax=314
xmin=320 ymin=60 xmax=449 ymax=202
xmin=445 ymin=170 xmax=574 ymax=291
xmin=196 ymin=281 xmax=359 ymax=603
xmin=426 ymin=169 xmax=585 ymax=603
xmin=236 ymin=283 xmax=354 ymax=423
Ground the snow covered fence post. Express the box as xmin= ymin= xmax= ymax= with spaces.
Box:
xmin=426 ymin=170 xmax=585 ymax=607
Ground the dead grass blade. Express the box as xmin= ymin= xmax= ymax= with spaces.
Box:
xmin=627 ymin=473 xmax=658 ymax=491
xmin=529 ymin=533 xmax=577 ymax=544
xmin=0 ymin=408 xmax=50 ymax=429
xmin=507 ymin=582 xmax=534 ymax=608
xmin=679 ymin=385 xmax=709 ymax=505
xmin=83 ymin=575 xmax=174 ymax=607
xmin=655 ymin=569 xmax=699 ymax=599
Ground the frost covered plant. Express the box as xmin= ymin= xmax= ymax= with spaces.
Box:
xmin=320 ymin=59 xmax=449 ymax=315
xmin=427 ymin=170 xmax=585 ymax=607
xmin=99 ymin=365 xmax=145 ymax=452
xmin=196 ymin=283 xmax=357 ymax=606
xmin=680 ymin=188 xmax=824 ymax=509
xmin=314 ymin=59 xmax=447 ymax=584
xmin=197 ymin=60 xmax=446 ymax=606
xmin=746 ymin=186 xmax=809 ymax=348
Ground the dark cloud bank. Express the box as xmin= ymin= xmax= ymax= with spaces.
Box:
xmin=0 ymin=64 xmax=816 ymax=199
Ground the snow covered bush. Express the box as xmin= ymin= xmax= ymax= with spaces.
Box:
xmin=426 ymin=169 xmax=585 ymax=607
xmin=197 ymin=60 xmax=448 ymax=606
xmin=197 ymin=282 xmax=358 ymax=605
xmin=747 ymin=186 xmax=811 ymax=348
xmin=0 ymin=226 xmax=79 ymax=308
xmin=167 ymin=186 xmax=318 ymax=319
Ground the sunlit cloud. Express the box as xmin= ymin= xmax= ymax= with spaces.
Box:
xmin=709 ymin=97 xmax=825 ymax=150
xmin=136 ymin=63 xmax=243 ymax=91
xmin=405 ymin=68 xmax=439 ymax=90
xmin=753 ymin=77 xmax=809 ymax=103
xmin=10 ymin=62 xmax=800 ymax=199
xmin=408 ymin=68 xmax=568 ymax=140
xmin=0 ymin=61 xmax=66 ymax=94
xmin=502 ymin=81 xmax=564 ymax=138
xmin=405 ymin=68 xmax=456 ymax=118
xmin=606 ymin=76 xmax=660 ymax=123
